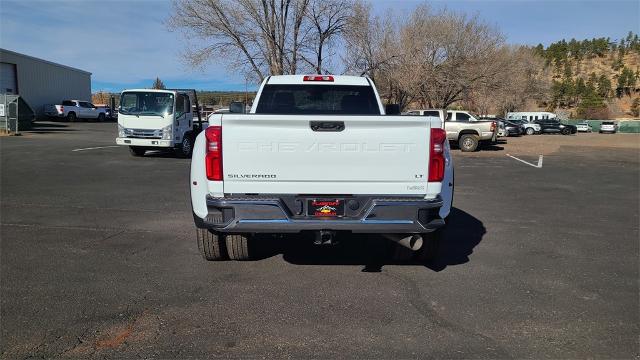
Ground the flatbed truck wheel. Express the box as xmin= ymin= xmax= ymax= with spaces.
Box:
xmin=197 ymin=228 xmax=227 ymax=261
xmin=129 ymin=146 xmax=146 ymax=157
xmin=177 ymin=135 xmax=194 ymax=158
xmin=225 ymin=234 xmax=251 ymax=260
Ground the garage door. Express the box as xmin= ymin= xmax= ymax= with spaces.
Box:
xmin=0 ymin=62 xmax=17 ymax=94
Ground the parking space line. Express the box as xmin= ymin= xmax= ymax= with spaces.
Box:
xmin=506 ymin=154 xmax=543 ymax=168
xmin=72 ymin=145 xmax=120 ymax=152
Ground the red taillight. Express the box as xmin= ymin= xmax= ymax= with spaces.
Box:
xmin=303 ymin=75 xmax=334 ymax=82
xmin=490 ymin=121 xmax=496 ymax=132
xmin=205 ymin=126 xmax=223 ymax=181
xmin=429 ymin=128 xmax=447 ymax=182
xmin=59 ymin=105 xmax=64 ymax=113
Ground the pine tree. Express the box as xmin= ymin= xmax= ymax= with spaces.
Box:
xmin=152 ymin=77 xmax=166 ymax=90
xmin=575 ymin=77 xmax=587 ymax=97
xmin=597 ymin=74 xmax=612 ymax=98
xmin=577 ymin=91 xmax=608 ymax=119
xmin=631 ymin=97 xmax=640 ymax=117
xmin=617 ymin=67 xmax=637 ymax=97
xmin=586 ymin=72 xmax=598 ymax=93
xmin=612 ymin=53 xmax=624 ymax=71
xmin=563 ymin=62 xmax=573 ymax=79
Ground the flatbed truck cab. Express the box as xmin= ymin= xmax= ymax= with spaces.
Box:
xmin=115 ymin=89 xmax=203 ymax=157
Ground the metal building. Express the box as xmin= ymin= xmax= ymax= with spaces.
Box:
xmin=0 ymin=48 xmax=91 ymax=119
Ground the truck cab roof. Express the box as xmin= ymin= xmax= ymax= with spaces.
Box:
xmin=266 ymin=75 xmax=371 ymax=86
xmin=121 ymin=89 xmax=178 ymax=94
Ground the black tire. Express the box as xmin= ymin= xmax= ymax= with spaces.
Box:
xmin=177 ymin=134 xmax=194 ymax=158
xmin=129 ymin=146 xmax=146 ymax=157
xmin=561 ymin=127 xmax=571 ymax=135
xmin=225 ymin=234 xmax=251 ymax=260
xmin=525 ymin=127 xmax=535 ymax=135
xmin=459 ymin=134 xmax=479 ymax=152
xmin=98 ymin=113 xmax=105 ymax=122
xmin=197 ymin=228 xmax=227 ymax=261
xmin=445 ymin=170 xmax=454 ymax=221
xmin=67 ymin=112 xmax=77 ymax=122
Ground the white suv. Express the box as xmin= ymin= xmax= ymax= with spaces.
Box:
xmin=599 ymin=122 xmax=617 ymax=134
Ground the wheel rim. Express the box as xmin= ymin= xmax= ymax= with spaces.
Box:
xmin=463 ymin=138 xmax=473 ymax=149
xmin=526 ymin=128 xmax=534 ymax=135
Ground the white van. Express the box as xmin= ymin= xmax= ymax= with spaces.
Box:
xmin=506 ymin=112 xmax=556 ymax=123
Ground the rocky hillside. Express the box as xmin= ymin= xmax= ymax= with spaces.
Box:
xmin=533 ymin=32 xmax=640 ymax=119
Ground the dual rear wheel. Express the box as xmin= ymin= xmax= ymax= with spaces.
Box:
xmin=196 ymin=229 xmax=444 ymax=262
xmin=197 ymin=229 xmax=251 ymax=261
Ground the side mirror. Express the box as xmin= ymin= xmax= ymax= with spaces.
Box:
xmin=385 ymin=104 xmax=401 ymax=115
xmin=229 ymin=101 xmax=245 ymax=114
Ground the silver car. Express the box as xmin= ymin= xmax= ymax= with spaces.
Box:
xmin=576 ymin=122 xmax=592 ymax=132
xmin=599 ymin=121 xmax=617 ymax=134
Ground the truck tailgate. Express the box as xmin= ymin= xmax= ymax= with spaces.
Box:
xmin=221 ymin=115 xmax=434 ymax=195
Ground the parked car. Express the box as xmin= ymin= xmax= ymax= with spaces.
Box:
xmin=483 ymin=117 xmax=523 ymax=137
xmin=576 ymin=122 xmax=592 ymax=132
xmin=599 ymin=121 xmax=617 ymax=134
xmin=190 ymin=75 xmax=454 ymax=261
xmin=507 ymin=119 xmax=541 ymax=135
xmin=44 ymin=100 xmax=107 ymax=122
xmin=503 ymin=120 xmax=524 ymax=136
xmin=534 ymin=119 xmax=577 ymax=135
xmin=405 ymin=109 xmax=498 ymax=152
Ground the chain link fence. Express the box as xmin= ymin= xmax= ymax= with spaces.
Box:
xmin=563 ymin=119 xmax=640 ymax=133
xmin=0 ymin=94 xmax=35 ymax=134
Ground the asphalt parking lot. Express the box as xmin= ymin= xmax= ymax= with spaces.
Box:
xmin=1 ymin=122 xmax=638 ymax=359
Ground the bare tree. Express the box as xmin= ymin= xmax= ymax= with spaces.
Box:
xmin=342 ymin=1 xmax=410 ymax=107
xmin=304 ymin=0 xmax=352 ymax=74
xmin=92 ymin=91 xmax=111 ymax=105
xmin=396 ymin=5 xmax=507 ymax=109
xmin=464 ymin=46 xmax=549 ymax=116
xmin=168 ymin=0 xmax=311 ymax=81
xmin=168 ymin=0 xmax=354 ymax=81
xmin=343 ymin=3 xmax=546 ymax=112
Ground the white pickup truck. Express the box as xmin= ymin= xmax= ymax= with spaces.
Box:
xmin=44 ymin=100 xmax=107 ymax=122
xmin=190 ymin=75 xmax=454 ymax=261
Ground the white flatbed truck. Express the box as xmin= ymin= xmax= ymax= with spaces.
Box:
xmin=115 ymin=89 xmax=204 ymax=157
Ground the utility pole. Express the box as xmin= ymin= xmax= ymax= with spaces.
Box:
xmin=244 ymin=76 xmax=248 ymax=108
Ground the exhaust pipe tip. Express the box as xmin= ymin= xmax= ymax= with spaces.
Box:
xmin=407 ymin=235 xmax=423 ymax=251
xmin=383 ymin=234 xmax=423 ymax=251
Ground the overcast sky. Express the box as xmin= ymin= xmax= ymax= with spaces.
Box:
xmin=1 ymin=0 xmax=637 ymax=92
